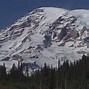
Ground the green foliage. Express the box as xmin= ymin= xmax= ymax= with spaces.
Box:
xmin=0 ymin=55 xmax=89 ymax=89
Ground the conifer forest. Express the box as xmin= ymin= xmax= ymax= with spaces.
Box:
xmin=0 ymin=55 xmax=89 ymax=89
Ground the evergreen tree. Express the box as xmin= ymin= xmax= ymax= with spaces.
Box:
xmin=25 ymin=65 xmax=29 ymax=77
xmin=10 ymin=63 xmax=19 ymax=80
xmin=0 ymin=63 xmax=6 ymax=80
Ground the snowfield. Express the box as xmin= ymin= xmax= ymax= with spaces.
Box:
xmin=0 ymin=7 xmax=89 ymax=71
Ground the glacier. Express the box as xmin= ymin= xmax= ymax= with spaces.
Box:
xmin=0 ymin=7 xmax=89 ymax=71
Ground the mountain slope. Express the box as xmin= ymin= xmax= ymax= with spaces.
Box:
xmin=0 ymin=7 xmax=89 ymax=71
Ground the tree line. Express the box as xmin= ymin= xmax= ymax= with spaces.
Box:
xmin=0 ymin=55 xmax=89 ymax=89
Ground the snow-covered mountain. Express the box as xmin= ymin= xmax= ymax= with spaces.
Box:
xmin=0 ymin=7 xmax=89 ymax=71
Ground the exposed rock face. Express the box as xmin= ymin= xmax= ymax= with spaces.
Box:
xmin=0 ymin=7 xmax=89 ymax=71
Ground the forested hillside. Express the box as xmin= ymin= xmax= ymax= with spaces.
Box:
xmin=0 ymin=55 xmax=89 ymax=89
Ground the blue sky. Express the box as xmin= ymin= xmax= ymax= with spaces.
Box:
xmin=0 ymin=0 xmax=89 ymax=29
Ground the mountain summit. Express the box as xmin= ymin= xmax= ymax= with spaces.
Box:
xmin=0 ymin=7 xmax=89 ymax=71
